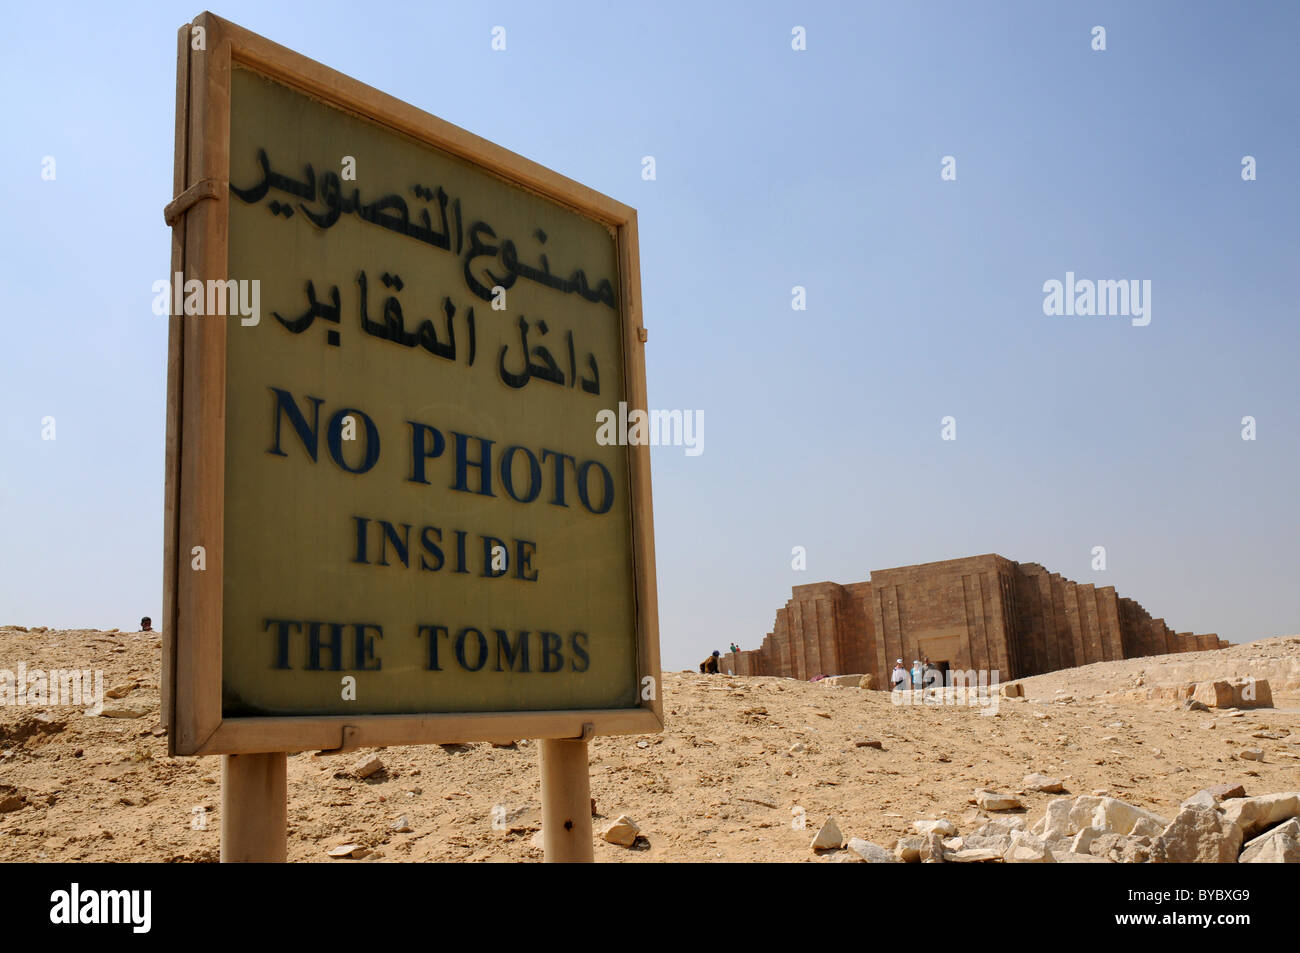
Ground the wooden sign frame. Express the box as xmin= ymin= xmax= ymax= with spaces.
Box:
xmin=163 ymin=11 xmax=662 ymax=757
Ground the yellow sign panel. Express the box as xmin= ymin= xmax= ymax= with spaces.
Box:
xmin=224 ymin=67 xmax=635 ymax=715
xmin=162 ymin=14 xmax=660 ymax=754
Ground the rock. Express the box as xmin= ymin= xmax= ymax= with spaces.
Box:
xmin=1023 ymin=773 xmax=1065 ymax=793
xmin=104 ymin=683 xmax=136 ymax=699
xmin=980 ymin=815 xmax=1027 ymax=834
xmin=845 ymin=837 xmax=898 ymax=863
xmin=1041 ymin=798 xmax=1075 ymax=842
xmin=1065 ymin=796 xmax=1106 ymax=834
xmin=810 ymin=816 xmax=844 ymax=851
xmin=530 ymin=830 xmax=545 ymax=849
xmin=1240 ymin=833 xmax=1300 ymax=863
xmin=1192 ymin=681 xmax=1235 ymax=708
xmin=1071 ymin=826 xmax=1105 ymax=855
xmin=353 ymin=756 xmax=385 ymax=779
xmin=853 ymin=739 xmax=883 ymax=749
xmin=1192 ymin=678 xmax=1274 ymax=709
xmin=1219 ymin=792 xmax=1300 ymax=840
xmin=1238 ymin=818 xmax=1300 ymax=863
xmin=821 ymin=674 xmax=870 ymax=688
xmin=920 ymin=831 xmax=946 ymax=863
xmin=1000 ymin=682 xmax=1024 ymax=698
xmin=1182 ymin=699 xmax=1210 ymax=712
xmin=1131 ymin=816 xmax=1165 ymax=839
xmin=1234 ymin=678 xmax=1273 ymax=709
xmin=787 ymin=742 xmax=806 ymax=755
xmin=912 ymin=818 xmax=957 ymax=837
xmin=97 ymin=706 xmax=145 ymax=719
xmin=965 ymin=833 xmax=1011 ymax=853
xmin=327 ymin=843 xmax=369 ymax=859
xmin=1238 ymin=748 xmax=1264 ymax=761
xmin=894 ymin=836 xmax=924 ymax=863
xmin=1180 ymin=790 xmax=1219 ymax=812
xmin=1150 ymin=805 xmax=1242 ymax=863
xmin=1208 ymin=783 xmax=1247 ymax=800
xmin=1088 ymin=832 xmax=1128 ymax=862
xmin=602 ymin=814 xmax=640 ymax=847
xmin=390 ymin=814 xmax=412 ymax=833
xmin=1003 ymin=830 xmax=1055 ymax=863
xmin=1090 ymin=797 xmax=1169 ymax=836
xmin=965 ymin=816 xmax=1025 ymax=852
xmin=976 ymin=790 xmax=1023 ymax=812
xmin=1053 ymin=850 xmax=1111 ymax=863
xmin=946 ymin=848 xmax=1003 ymax=862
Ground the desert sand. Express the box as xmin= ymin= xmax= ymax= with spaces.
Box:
xmin=1 ymin=625 xmax=1297 ymax=862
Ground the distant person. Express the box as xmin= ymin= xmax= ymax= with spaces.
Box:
xmin=729 ymin=642 xmax=739 ymax=655
xmin=891 ymin=659 xmax=909 ymax=691
xmin=911 ymin=659 xmax=923 ymax=690
xmin=699 ymin=650 xmax=721 ymax=674
xmin=140 ymin=617 xmax=153 ymax=633
xmin=923 ymin=656 xmax=939 ymax=689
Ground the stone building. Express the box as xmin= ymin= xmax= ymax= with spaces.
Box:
xmin=727 ymin=554 xmax=1226 ymax=683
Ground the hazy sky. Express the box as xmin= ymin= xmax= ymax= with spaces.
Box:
xmin=1 ymin=1 xmax=1296 ymax=670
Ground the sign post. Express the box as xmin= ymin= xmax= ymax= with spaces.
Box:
xmin=163 ymin=12 xmax=661 ymax=863
xmin=220 ymin=752 xmax=287 ymax=862
xmin=540 ymin=736 xmax=594 ymax=863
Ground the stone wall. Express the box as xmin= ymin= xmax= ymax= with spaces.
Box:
xmin=733 ymin=553 xmax=1225 ymax=683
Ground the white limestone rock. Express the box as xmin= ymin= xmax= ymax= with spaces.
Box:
xmin=810 ymin=816 xmax=844 ymax=851
xmin=602 ymin=814 xmax=641 ymax=847
xmin=1151 ymin=805 xmax=1242 ymax=863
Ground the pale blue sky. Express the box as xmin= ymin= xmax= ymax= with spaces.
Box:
xmin=1 ymin=1 xmax=1296 ymax=668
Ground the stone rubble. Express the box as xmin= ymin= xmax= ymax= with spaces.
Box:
xmin=876 ymin=790 xmax=1300 ymax=864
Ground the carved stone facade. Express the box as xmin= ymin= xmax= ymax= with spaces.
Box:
xmin=728 ymin=554 xmax=1226 ymax=682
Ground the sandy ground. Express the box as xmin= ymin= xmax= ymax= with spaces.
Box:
xmin=1 ymin=625 xmax=1297 ymax=862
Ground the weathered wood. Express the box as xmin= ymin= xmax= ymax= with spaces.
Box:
xmin=540 ymin=738 xmax=594 ymax=863
xmin=220 ymin=752 xmax=287 ymax=862
xmin=164 ymin=11 xmax=661 ymax=756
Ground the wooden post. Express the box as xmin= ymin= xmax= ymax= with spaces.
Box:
xmin=539 ymin=738 xmax=593 ymax=863
xmin=221 ymin=752 xmax=287 ymax=862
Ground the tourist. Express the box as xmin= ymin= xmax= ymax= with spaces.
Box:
xmin=729 ymin=642 xmax=739 ymax=655
xmin=911 ymin=659 xmax=923 ymax=690
xmin=699 ymin=650 xmax=721 ymax=674
xmin=891 ymin=659 xmax=908 ymax=691
xmin=923 ymin=656 xmax=938 ymax=689
xmin=140 ymin=617 xmax=153 ymax=633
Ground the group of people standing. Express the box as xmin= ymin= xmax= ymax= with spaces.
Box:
xmin=891 ymin=656 xmax=942 ymax=690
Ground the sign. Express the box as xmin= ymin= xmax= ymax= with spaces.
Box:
xmin=163 ymin=13 xmax=661 ymax=756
